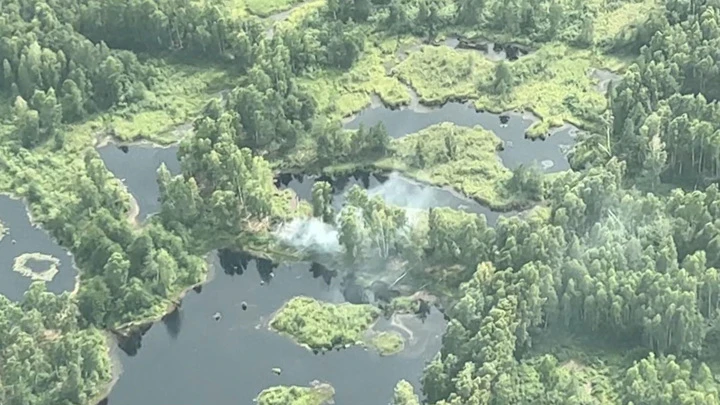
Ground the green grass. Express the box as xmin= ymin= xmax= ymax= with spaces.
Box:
xmin=269 ymin=296 xmax=381 ymax=350
xmin=376 ymin=123 xmax=517 ymax=210
xmin=393 ymin=44 xmax=495 ymax=106
xmin=68 ymin=61 xmax=234 ymax=148
xmin=593 ymin=0 xmax=660 ymax=46
xmin=392 ymin=42 xmax=622 ymax=137
xmin=256 ymin=383 xmax=335 ymax=405
xmin=476 ymin=44 xmax=615 ymax=135
xmin=299 ymin=37 xmax=414 ymax=119
xmin=245 ymin=0 xmax=304 ymax=16
xmin=369 ymin=331 xmax=405 ymax=356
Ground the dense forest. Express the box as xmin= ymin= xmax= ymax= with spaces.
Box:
xmin=4 ymin=0 xmax=720 ymax=404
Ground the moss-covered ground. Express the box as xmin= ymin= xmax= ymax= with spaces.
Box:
xmin=256 ymin=382 xmax=335 ymax=405
xmin=245 ymin=0 xmax=304 ymax=17
xmin=393 ymin=42 xmax=623 ymax=137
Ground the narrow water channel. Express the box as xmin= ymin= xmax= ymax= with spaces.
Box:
xmin=344 ymin=94 xmax=575 ymax=173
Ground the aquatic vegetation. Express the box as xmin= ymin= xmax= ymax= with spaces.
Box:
xmin=269 ymin=296 xmax=381 ymax=350
xmin=377 ymin=123 xmax=516 ymax=210
xmin=256 ymin=381 xmax=335 ymax=405
xmin=13 ymin=252 xmax=61 ymax=282
xmin=369 ymin=331 xmax=405 ymax=356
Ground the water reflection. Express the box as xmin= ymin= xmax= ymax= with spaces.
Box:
xmin=106 ymin=254 xmax=446 ymax=405
xmin=279 ymin=171 xmax=511 ymax=225
xmin=162 ymin=307 xmax=183 ymax=340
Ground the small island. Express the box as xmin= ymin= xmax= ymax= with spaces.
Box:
xmin=13 ymin=252 xmax=61 ymax=282
xmin=370 ymin=331 xmax=405 ymax=357
xmin=256 ymin=381 xmax=335 ymax=405
xmin=269 ymin=296 xmax=405 ymax=355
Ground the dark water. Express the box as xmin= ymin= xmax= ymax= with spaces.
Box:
xmin=345 ymin=98 xmax=575 ymax=173
xmin=106 ymin=255 xmax=445 ymax=405
xmin=96 ymin=98 xmax=577 ymax=405
xmin=97 ymin=144 xmax=181 ymax=220
xmin=277 ymin=171 xmax=510 ymax=225
xmin=0 ymin=195 xmax=76 ymax=301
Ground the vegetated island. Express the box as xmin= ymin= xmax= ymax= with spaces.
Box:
xmin=13 ymin=252 xmax=61 ymax=282
xmin=269 ymin=295 xmax=405 ymax=356
xmin=256 ymin=381 xmax=335 ymax=405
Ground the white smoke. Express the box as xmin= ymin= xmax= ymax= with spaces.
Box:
xmin=273 ymin=217 xmax=341 ymax=256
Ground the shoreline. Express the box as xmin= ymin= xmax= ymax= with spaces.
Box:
xmin=91 ymin=332 xmax=124 ymax=405
xmin=111 ymin=254 xmax=216 ymax=337
xmin=276 ymin=165 xmax=533 ymax=214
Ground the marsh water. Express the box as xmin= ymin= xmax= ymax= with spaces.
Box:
xmin=0 ymin=195 xmax=76 ymax=301
xmin=99 ymin=144 xmax=181 ymax=220
xmin=345 ymin=93 xmax=576 ymax=173
xmin=106 ymin=255 xmax=446 ymax=405
xmin=95 ymin=96 xmax=577 ymax=404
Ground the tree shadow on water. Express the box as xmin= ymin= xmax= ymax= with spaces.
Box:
xmin=162 ymin=306 xmax=182 ymax=340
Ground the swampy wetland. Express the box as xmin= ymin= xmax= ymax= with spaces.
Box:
xmin=6 ymin=0 xmax=720 ymax=405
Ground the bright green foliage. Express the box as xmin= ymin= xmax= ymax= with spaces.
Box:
xmin=256 ymin=383 xmax=335 ymax=405
xmin=0 ymin=283 xmax=111 ymax=405
xmin=311 ymin=181 xmax=335 ymax=223
xmin=269 ymin=296 xmax=381 ymax=350
xmin=370 ymin=331 xmax=405 ymax=356
xmin=3 ymin=0 xmax=720 ymax=404
xmin=339 ymin=186 xmax=408 ymax=260
xmin=377 ymin=123 xmax=516 ymax=210
xmin=392 ymin=380 xmax=420 ymax=405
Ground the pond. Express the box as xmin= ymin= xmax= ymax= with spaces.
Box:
xmin=344 ymin=91 xmax=575 ymax=173
xmin=0 ymin=195 xmax=77 ymax=301
xmin=104 ymin=254 xmax=446 ymax=405
xmin=276 ymin=171 xmax=510 ymax=225
xmin=96 ymin=92 xmax=577 ymax=404
xmin=97 ymin=144 xmax=181 ymax=221
xmin=591 ymin=68 xmax=623 ymax=93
